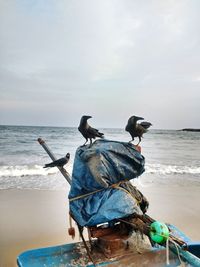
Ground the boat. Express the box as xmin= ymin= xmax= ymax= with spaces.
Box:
xmin=17 ymin=138 xmax=200 ymax=266
xmin=17 ymin=223 xmax=200 ymax=266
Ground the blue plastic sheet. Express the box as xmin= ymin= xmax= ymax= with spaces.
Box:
xmin=68 ymin=139 xmax=145 ymax=226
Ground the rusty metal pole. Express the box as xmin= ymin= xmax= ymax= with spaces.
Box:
xmin=38 ymin=138 xmax=71 ymax=185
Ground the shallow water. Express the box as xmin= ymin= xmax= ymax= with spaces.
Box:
xmin=0 ymin=125 xmax=200 ymax=189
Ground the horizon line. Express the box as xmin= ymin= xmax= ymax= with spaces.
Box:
xmin=0 ymin=124 xmax=187 ymax=131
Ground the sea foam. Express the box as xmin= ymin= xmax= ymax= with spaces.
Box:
xmin=145 ymin=164 xmax=200 ymax=175
xmin=0 ymin=163 xmax=199 ymax=178
xmin=0 ymin=164 xmax=72 ymax=177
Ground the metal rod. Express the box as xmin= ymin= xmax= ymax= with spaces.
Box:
xmin=37 ymin=138 xmax=71 ymax=185
xmin=77 ymin=225 xmax=96 ymax=267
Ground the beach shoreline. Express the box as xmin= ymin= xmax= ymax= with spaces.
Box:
xmin=0 ymin=184 xmax=200 ymax=267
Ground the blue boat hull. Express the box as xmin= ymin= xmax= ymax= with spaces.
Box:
xmin=17 ymin=225 xmax=200 ymax=267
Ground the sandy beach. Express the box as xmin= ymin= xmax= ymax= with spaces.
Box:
xmin=0 ymin=189 xmax=73 ymax=267
xmin=0 ymin=184 xmax=200 ymax=267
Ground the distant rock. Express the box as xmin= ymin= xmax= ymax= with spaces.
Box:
xmin=181 ymin=128 xmax=200 ymax=132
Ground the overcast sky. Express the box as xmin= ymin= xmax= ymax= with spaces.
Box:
xmin=0 ymin=0 xmax=200 ymax=129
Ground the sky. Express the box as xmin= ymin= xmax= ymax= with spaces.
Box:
xmin=0 ymin=0 xmax=200 ymax=129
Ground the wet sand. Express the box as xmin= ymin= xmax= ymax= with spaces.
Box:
xmin=0 ymin=189 xmax=74 ymax=267
xmin=0 ymin=184 xmax=200 ymax=267
xmin=137 ymin=184 xmax=200 ymax=239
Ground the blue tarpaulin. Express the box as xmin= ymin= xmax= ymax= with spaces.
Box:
xmin=68 ymin=139 xmax=146 ymax=226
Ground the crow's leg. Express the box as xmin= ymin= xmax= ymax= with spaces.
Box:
xmin=81 ymin=138 xmax=88 ymax=146
xmin=128 ymin=138 xmax=134 ymax=144
xmin=89 ymin=138 xmax=93 ymax=148
xmin=136 ymin=137 xmax=141 ymax=145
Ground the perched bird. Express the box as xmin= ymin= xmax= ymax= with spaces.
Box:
xmin=78 ymin=115 xmax=104 ymax=147
xmin=125 ymin=115 xmax=144 ymax=143
xmin=125 ymin=115 xmax=152 ymax=144
xmin=135 ymin=122 xmax=151 ymax=144
xmin=43 ymin=153 xmax=70 ymax=168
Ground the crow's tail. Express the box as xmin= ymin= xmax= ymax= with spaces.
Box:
xmin=43 ymin=163 xmax=54 ymax=168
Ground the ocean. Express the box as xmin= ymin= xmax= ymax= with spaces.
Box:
xmin=0 ymin=125 xmax=199 ymax=190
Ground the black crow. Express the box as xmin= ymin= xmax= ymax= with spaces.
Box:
xmin=125 ymin=115 xmax=152 ymax=144
xmin=78 ymin=115 xmax=104 ymax=147
xmin=43 ymin=153 xmax=70 ymax=168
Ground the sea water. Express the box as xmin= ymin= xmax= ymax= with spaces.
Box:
xmin=0 ymin=125 xmax=199 ymax=190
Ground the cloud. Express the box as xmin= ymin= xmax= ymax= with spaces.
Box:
xmin=0 ymin=0 xmax=200 ymax=128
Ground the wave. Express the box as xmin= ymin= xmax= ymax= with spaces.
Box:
xmin=0 ymin=163 xmax=199 ymax=177
xmin=0 ymin=165 xmax=72 ymax=177
xmin=145 ymin=163 xmax=200 ymax=175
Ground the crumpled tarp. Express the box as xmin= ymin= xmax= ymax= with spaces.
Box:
xmin=68 ymin=139 xmax=146 ymax=226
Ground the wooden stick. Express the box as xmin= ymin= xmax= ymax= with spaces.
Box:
xmin=77 ymin=225 xmax=96 ymax=267
xmin=118 ymin=215 xmax=187 ymax=247
xmin=37 ymin=138 xmax=71 ymax=185
xmin=38 ymin=138 xmax=97 ymax=264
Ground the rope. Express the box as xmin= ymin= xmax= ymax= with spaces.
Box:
xmin=169 ymin=238 xmax=185 ymax=266
xmin=113 ymin=185 xmax=141 ymax=206
xmin=148 ymin=230 xmax=185 ymax=266
xmin=69 ymin=187 xmax=104 ymax=202
xmin=119 ymin=218 xmax=187 ymax=266
xmin=166 ymin=238 xmax=170 ymax=265
xmin=69 ymin=213 xmax=73 ymax=228
xmin=69 ymin=180 xmax=131 ymax=202
xmin=149 ymin=232 xmax=185 ymax=266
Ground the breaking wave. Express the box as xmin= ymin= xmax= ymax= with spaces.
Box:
xmin=0 ymin=163 xmax=199 ymax=178
xmin=145 ymin=164 xmax=200 ymax=175
xmin=0 ymin=163 xmax=199 ymax=190
xmin=0 ymin=164 xmax=72 ymax=177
